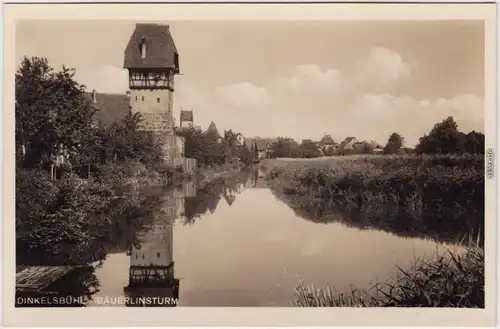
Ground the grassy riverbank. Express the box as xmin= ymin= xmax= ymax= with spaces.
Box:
xmin=261 ymin=154 xmax=485 ymax=308
xmin=263 ymin=154 xmax=484 ymax=244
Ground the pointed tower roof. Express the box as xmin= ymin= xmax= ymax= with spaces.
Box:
xmin=124 ymin=23 xmax=179 ymax=72
xmin=206 ymin=121 xmax=221 ymax=138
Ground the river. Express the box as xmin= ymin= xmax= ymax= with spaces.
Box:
xmin=61 ymin=168 xmax=456 ymax=307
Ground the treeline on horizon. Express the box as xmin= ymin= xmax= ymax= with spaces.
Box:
xmin=265 ymin=116 xmax=485 ymax=159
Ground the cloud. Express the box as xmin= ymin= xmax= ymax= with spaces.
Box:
xmin=356 ymin=47 xmax=413 ymax=86
xmin=174 ymin=47 xmax=483 ymax=146
xmin=75 ymin=65 xmax=129 ymax=94
xmin=215 ymin=82 xmax=268 ymax=109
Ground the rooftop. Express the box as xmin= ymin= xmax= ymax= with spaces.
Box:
xmin=85 ymin=91 xmax=130 ymax=126
xmin=205 ymin=121 xmax=221 ymax=138
xmin=124 ymin=23 xmax=179 ymax=72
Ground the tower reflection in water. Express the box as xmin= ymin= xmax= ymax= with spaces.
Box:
xmin=123 ymin=181 xmax=196 ymax=307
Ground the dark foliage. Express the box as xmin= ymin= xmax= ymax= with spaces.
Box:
xmin=415 ymin=116 xmax=485 ymax=155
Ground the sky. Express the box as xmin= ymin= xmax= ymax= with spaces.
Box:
xmin=16 ymin=20 xmax=485 ymax=147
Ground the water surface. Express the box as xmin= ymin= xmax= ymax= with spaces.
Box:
xmin=90 ymin=170 xmax=457 ymax=306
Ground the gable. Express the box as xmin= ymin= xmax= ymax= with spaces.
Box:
xmin=344 ymin=137 xmax=357 ymax=144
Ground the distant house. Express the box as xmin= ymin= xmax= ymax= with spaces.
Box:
xmin=338 ymin=137 xmax=359 ymax=155
xmin=254 ymin=139 xmax=269 ymax=159
xmin=358 ymin=140 xmax=384 ymax=153
xmin=353 ymin=141 xmax=366 ymax=152
xmin=371 ymin=141 xmax=384 ymax=153
xmin=205 ymin=121 xmax=223 ymax=143
xmin=180 ymin=110 xmax=194 ymax=129
xmin=345 ymin=140 xmax=384 ymax=154
xmin=224 ymin=131 xmax=245 ymax=148
xmin=245 ymin=137 xmax=277 ymax=159
xmin=318 ymin=134 xmax=339 ymax=153
xmin=338 ymin=137 xmax=359 ymax=154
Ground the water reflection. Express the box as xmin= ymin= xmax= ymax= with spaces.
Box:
xmin=183 ymin=171 xmax=251 ymax=225
xmin=121 ymin=175 xmax=252 ymax=306
xmin=17 ymin=168 xmax=470 ymax=307
xmin=123 ymin=184 xmax=197 ymax=307
xmin=250 ymin=167 xmax=267 ymax=188
xmin=265 ymin=167 xmax=483 ymax=245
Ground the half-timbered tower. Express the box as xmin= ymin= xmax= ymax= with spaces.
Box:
xmin=124 ymin=23 xmax=180 ymax=164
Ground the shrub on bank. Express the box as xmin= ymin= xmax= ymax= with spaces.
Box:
xmin=265 ymin=154 xmax=483 ymax=208
xmin=16 ymin=169 xmax=113 ymax=265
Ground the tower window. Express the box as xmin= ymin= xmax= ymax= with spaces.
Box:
xmin=135 ymin=96 xmax=138 ymax=101
xmin=142 ymin=254 xmax=145 ymax=260
xmin=157 ymin=252 xmax=160 ymax=258
xmin=142 ymin=96 xmax=145 ymax=101
xmin=157 ymin=97 xmax=160 ymax=103
xmin=140 ymin=37 xmax=147 ymax=59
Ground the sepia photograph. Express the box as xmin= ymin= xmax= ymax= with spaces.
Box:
xmin=2 ymin=3 xmax=497 ymax=327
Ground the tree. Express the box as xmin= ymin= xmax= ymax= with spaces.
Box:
xmin=415 ymin=116 xmax=469 ymax=154
xmin=235 ymin=141 xmax=253 ymax=165
xmin=464 ymin=131 xmax=485 ymax=154
xmin=269 ymin=137 xmax=299 ymax=158
xmin=16 ymin=56 xmax=97 ymax=169
xmin=299 ymin=139 xmax=323 ymax=158
xmin=383 ymin=133 xmax=404 ymax=154
xmin=224 ymin=129 xmax=236 ymax=141
xmin=360 ymin=142 xmax=375 ymax=154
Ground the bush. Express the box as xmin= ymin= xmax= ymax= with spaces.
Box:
xmin=16 ymin=169 xmax=113 ymax=265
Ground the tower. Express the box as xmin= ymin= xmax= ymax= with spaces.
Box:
xmin=124 ymin=23 xmax=181 ymax=164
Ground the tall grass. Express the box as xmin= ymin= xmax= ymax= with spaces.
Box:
xmin=264 ymin=154 xmax=484 ymax=244
xmin=292 ymin=236 xmax=484 ymax=307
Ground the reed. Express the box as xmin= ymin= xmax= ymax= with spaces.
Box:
xmin=292 ymin=236 xmax=484 ymax=307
